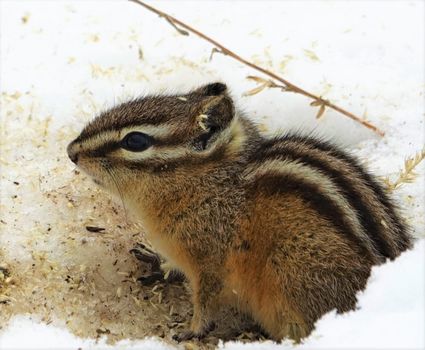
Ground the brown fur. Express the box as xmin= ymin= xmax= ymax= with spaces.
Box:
xmin=67 ymin=82 xmax=411 ymax=342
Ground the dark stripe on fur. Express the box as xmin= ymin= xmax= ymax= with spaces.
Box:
xmin=86 ymin=141 xmax=121 ymax=158
xmin=249 ymin=172 xmax=377 ymax=262
xmin=119 ymin=142 xmax=229 ymax=173
xmin=81 ymin=137 xmax=186 ymax=160
xmin=285 ymin=134 xmax=411 ymax=253
xmin=255 ymin=144 xmax=391 ymax=259
xmin=256 ymin=134 xmax=411 ymax=257
xmin=77 ymin=95 xmax=194 ymax=142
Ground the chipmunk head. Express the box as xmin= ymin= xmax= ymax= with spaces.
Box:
xmin=67 ymin=82 xmax=247 ymax=199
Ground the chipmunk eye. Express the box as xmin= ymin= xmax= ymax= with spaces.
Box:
xmin=121 ymin=132 xmax=152 ymax=152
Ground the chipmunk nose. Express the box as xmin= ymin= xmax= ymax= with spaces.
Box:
xmin=69 ymin=152 xmax=79 ymax=164
xmin=67 ymin=142 xmax=79 ymax=164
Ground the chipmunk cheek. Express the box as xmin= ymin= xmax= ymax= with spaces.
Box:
xmin=73 ymin=156 xmax=105 ymax=181
xmin=99 ymin=158 xmax=112 ymax=170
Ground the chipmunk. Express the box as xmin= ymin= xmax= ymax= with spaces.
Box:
xmin=67 ymin=82 xmax=411 ymax=342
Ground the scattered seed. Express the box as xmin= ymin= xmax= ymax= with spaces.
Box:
xmin=131 ymin=296 xmax=141 ymax=306
xmin=138 ymin=47 xmax=144 ymax=60
xmin=96 ymin=328 xmax=110 ymax=335
xmin=85 ymin=226 xmax=105 ymax=233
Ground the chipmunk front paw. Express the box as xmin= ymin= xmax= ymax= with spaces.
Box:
xmin=130 ymin=243 xmax=161 ymax=271
xmin=130 ymin=243 xmax=185 ymax=285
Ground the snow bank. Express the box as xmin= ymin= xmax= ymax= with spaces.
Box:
xmin=0 ymin=316 xmax=174 ymax=350
xmin=1 ymin=241 xmax=423 ymax=349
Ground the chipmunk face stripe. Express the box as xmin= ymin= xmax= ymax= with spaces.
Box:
xmin=255 ymin=139 xmax=395 ymax=259
xmin=86 ymin=141 xmax=121 ymax=158
xmin=278 ymin=134 xmax=411 ymax=252
xmin=114 ymin=143 xmax=227 ymax=172
xmin=116 ymin=145 xmax=189 ymax=163
xmin=76 ymin=96 xmax=198 ymax=141
xmin=112 ymin=121 xmax=243 ymax=171
xmin=71 ymin=113 xmax=245 ymax=169
xmin=244 ymin=159 xmax=380 ymax=262
xmin=70 ymin=123 xmax=178 ymax=154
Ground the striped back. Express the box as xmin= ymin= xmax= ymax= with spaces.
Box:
xmin=244 ymin=133 xmax=412 ymax=262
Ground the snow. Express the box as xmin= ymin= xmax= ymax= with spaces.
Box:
xmin=0 ymin=316 xmax=174 ymax=350
xmin=1 ymin=242 xmax=423 ymax=349
xmin=0 ymin=0 xmax=424 ymax=349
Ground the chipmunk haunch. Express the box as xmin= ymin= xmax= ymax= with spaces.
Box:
xmin=68 ymin=82 xmax=412 ymax=342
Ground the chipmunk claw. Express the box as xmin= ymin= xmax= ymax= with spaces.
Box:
xmin=137 ymin=272 xmax=164 ymax=286
xmin=172 ymin=323 xmax=215 ymax=342
xmin=131 ymin=243 xmax=185 ymax=285
xmin=130 ymin=243 xmax=161 ymax=272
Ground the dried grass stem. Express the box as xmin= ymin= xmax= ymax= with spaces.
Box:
xmin=385 ymin=148 xmax=425 ymax=192
xmin=129 ymin=0 xmax=385 ymax=137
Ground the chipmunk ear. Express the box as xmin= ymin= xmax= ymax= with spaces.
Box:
xmin=193 ymin=82 xmax=234 ymax=129
xmin=192 ymin=93 xmax=235 ymax=151
xmin=196 ymin=93 xmax=234 ymax=132
xmin=194 ymin=82 xmax=228 ymax=97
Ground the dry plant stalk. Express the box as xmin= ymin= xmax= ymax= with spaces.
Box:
xmin=128 ymin=0 xmax=385 ymax=137
xmin=384 ymin=148 xmax=425 ymax=192
xmin=244 ymin=76 xmax=328 ymax=119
